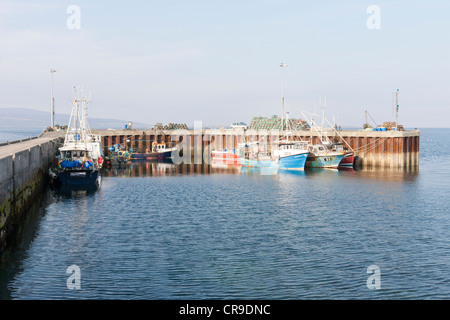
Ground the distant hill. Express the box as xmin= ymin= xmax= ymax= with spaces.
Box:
xmin=0 ymin=108 xmax=151 ymax=129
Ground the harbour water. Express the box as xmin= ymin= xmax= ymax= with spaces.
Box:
xmin=0 ymin=128 xmax=449 ymax=299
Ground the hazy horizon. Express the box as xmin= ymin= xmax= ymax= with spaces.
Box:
xmin=0 ymin=1 xmax=449 ymax=128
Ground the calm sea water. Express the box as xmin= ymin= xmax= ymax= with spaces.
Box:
xmin=0 ymin=128 xmax=44 ymax=143
xmin=0 ymin=128 xmax=449 ymax=299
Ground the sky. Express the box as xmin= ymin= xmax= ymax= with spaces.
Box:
xmin=0 ymin=0 xmax=449 ymax=128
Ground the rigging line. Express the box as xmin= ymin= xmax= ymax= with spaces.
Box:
xmin=351 ymin=138 xmax=382 ymax=150
xmin=360 ymin=137 xmax=390 ymax=155
xmin=351 ymin=137 xmax=385 ymax=151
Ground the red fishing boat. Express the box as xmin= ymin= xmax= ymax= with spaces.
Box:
xmin=339 ymin=151 xmax=354 ymax=167
xmin=211 ymin=149 xmax=240 ymax=165
xmin=325 ymin=143 xmax=354 ymax=167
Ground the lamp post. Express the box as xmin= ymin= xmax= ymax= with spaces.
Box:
xmin=394 ymin=89 xmax=399 ymax=130
xmin=50 ymin=69 xmax=57 ymax=128
xmin=280 ymin=63 xmax=288 ymax=129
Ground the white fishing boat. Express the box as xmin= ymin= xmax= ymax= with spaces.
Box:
xmin=49 ymin=87 xmax=102 ymax=186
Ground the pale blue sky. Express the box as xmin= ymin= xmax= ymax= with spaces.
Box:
xmin=0 ymin=0 xmax=449 ymax=127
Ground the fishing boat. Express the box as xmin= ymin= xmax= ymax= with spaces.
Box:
xmin=272 ymin=140 xmax=309 ymax=170
xmin=238 ymin=142 xmax=273 ymax=167
xmin=238 ymin=137 xmax=309 ymax=170
xmin=130 ymin=149 xmax=157 ymax=160
xmin=49 ymin=87 xmax=101 ymax=186
xmin=339 ymin=151 xmax=354 ymax=167
xmin=300 ymin=108 xmax=351 ymax=168
xmin=238 ymin=115 xmax=310 ymax=170
xmin=54 ymin=146 xmax=100 ymax=185
xmin=130 ymin=141 xmax=176 ymax=161
xmin=326 ymin=142 xmax=354 ymax=167
xmin=269 ymin=111 xmax=309 ymax=170
xmin=305 ymin=144 xmax=346 ymax=168
xmin=153 ymin=141 xmax=177 ymax=160
xmin=211 ymin=149 xmax=240 ymax=165
xmin=238 ymin=63 xmax=309 ymax=170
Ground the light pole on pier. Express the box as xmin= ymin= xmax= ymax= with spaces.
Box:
xmin=280 ymin=63 xmax=288 ymax=129
xmin=393 ymin=89 xmax=399 ymax=130
xmin=50 ymin=69 xmax=57 ymax=128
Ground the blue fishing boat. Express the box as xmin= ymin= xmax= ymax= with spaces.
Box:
xmin=238 ymin=140 xmax=309 ymax=170
xmin=238 ymin=142 xmax=273 ymax=167
xmin=272 ymin=141 xmax=309 ymax=170
xmin=300 ymin=108 xmax=353 ymax=169
xmin=327 ymin=143 xmax=354 ymax=167
xmin=238 ymin=63 xmax=310 ymax=170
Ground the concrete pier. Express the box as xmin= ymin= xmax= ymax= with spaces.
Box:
xmin=0 ymin=131 xmax=62 ymax=251
xmin=94 ymin=128 xmax=420 ymax=169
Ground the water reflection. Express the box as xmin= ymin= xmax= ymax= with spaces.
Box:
xmin=49 ymin=175 xmax=102 ymax=199
xmin=101 ymin=160 xmax=419 ymax=183
xmin=102 ymin=161 xmax=241 ymax=177
xmin=297 ymin=166 xmax=419 ymax=183
xmin=341 ymin=166 xmax=419 ymax=183
xmin=51 ymin=184 xmax=101 ymax=199
xmin=0 ymin=190 xmax=50 ymax=300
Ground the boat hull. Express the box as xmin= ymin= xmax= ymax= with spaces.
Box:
xmin=305 ymin=154 xmax=345 ymax=168
xmin=338 ymin=152 xmax=354 ymax=167
xmin=212 ymin=150 xmax=240 ymax=165
xmin=278 ymin=152 xmax=308 ymax=170
xmin=240 ymin=158 xmax=273 ymax=168
xmin=131 ymin=150 xmax=173 ymax=161
xmin=130 ymin=152 xmax=159 ymax=160
xmin=57 ymin=170 xmax=99 ymax=186
xmin=157 ymin=150 xmax=173 ymax=159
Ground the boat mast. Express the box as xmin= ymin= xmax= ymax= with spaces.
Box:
xmin=79 ymin=87 xmax=93 ymax=152
xmin=75 ymin=87 xmax=80 ymax=147
xmin=80 ymin=87 xmax=87 ymax=151
xmin=64 ymin=87 xmax=77 ymax=147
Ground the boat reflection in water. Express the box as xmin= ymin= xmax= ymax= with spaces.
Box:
xmin=101 ymin=160 xmax=418 ymax=184
xmin=50 ymin=177 xmax=101 ymax=199
xmin=239 ymin=166 xmax=280 ymax=176
xmin=102 ymin=160 xmax=241 ymax=177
